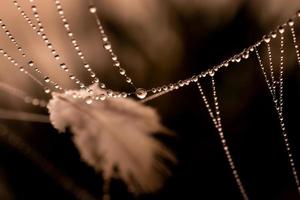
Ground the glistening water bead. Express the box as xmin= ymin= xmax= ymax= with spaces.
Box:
xmin=85 ymin=96 xmax=93 ymax=104
xmin=135 ymin=88 xmax=147 ymax=99
xmin=89 ymin=6 xmax=97 ymax=14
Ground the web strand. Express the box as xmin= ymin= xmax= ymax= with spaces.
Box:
xmin=197 ymin=77 xmax=249 ymax=200
xmin=255 ymin=29 xmax=300 ymax=195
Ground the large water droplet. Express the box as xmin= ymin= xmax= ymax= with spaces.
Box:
xmin=135 ymin=88 xmax=147 ymax=99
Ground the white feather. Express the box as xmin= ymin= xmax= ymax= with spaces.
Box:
xmin=47 ymin=84 xmax=176 ymax=194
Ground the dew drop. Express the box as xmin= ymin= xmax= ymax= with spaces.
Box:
xmin=209 ymin=70 xmax=215 ymax=77
xmin=99 ymin=83 xmax=106 ymax=88
xmin=89 ymin=6 xmax=97 ymax=14
xmin=28 ymin=61 xmax=34 ymax=67
xmin=264 ymin=36 xmax=271 ymax=43
xmin=178 ymin=80 xmax=184 ymax=87
xmin=119 ymin=68 xmax=126 ymax=75
xmin=106 ymin=90 xmax=113 ymax=97
xmin=279 ymin=26 xmax=285 ymax=34
xmin=126 ymin=77 xmax=132 ymax=83
xmin=60 ymin=63 xmax=66 ymax=69
xmin=288 ymin=19 xmax=294 ymax=27
xmin=99 ymin=94 xmax=107 ymax=101
xmin=44 ymin=76 xmax=50 ymax=83
xmin=151 ymin=88 xmax=157 ymax=93
xmin=103 ymin=42 xmax=111 ymax=50
xmin=44 ymin=87 xmax=51 ymax=94
xmin=135 ymin=88 xmax=147 ymax=99
xmin=85 ymin=96 xmax=93 ymax=104
xmin=192 ymin=76 xmax=198 ymax=82
xmin=271 ymin=32 xmax=277 ymax=39
xmin=69 ymin=75 xmax=75 ymax=80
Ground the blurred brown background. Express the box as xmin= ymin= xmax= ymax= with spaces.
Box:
xmin=1 ymin=0 xmax=300 ymax=199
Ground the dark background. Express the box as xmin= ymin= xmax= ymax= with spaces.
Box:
xmin=0 ymin=0 xmax=300 ymax=199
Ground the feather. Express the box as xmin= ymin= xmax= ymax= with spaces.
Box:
xmin=47 ymin=84 xmax=176 ymax=194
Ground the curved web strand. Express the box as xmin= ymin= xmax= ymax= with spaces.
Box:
xmin=0 ymin=18 xmax=64 ymax=93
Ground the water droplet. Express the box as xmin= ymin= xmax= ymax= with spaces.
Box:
xmin=271 ymin=32 xmax=277 ymax=38
xmin=288 ymin=19 xmax=294 ymax=27
xmin=94 ymin=78 xmax=99 ymax=83
xmin=100 ymin=83 xmax=106 ymax=88
xmin=107 ymin=90 xmax=113 ymax=97
xmin=264 ymin=36 xmax=271 ymax=43
xmin=31 ymin=5 xmax=37 ymax=12
xmin=85 ymin=96 xmax=93 ymax=104
xmin=126 ymin=77 xmax=132 ymax=83
xmin=178 ymin=80 xmax=184 ymax=87
xmin=89 ymin=6 xmax=97 ymax=14
xmin=188 ymin=76 xmax=196 ymax=82
xmin=19 ymin=66 xmax=24 ymax=72
xmin=44 ymin=87 xmax=51 ymax=94
xmin=102 ymin=36 xmax=108 ymax=42
xmin=44 ymin=76 xmax=50 ymax=83
xmin=135 ymin=88 xmax=147 ymax=99
xmin=119 ymin=68 xmax=126 ymax=75
xmin=60 ymin=63 xmax=66 ymax=69
xmin=69 ymin=75 xmax=75 ymax=80
xmin=112 ymin=55 xmax=117 ymax=61
xmin=279 ymin=26 xmax=285 ymax=34
xmin=88 ymin=89 xmax=94 ymax=95
xmin=99 ymin=93 xmax=106 ymax=101
xmin=28 ymin=61 xmax=34 ymax=67
xmin=121 ymin=92 xmax=127 ymax=98
xmin=242 ymin=51 xmax=249 ymax=59
xmin=113 ymin=92 xmax=120 ymax=98
xmin=84 ymin=64 xmax=89 ymax=68
xmin=103 ymin=42 xmax=111 ymax=50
